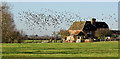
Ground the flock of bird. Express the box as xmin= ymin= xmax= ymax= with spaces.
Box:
xmin=18 ymin=8 xmax=82 ymax=32
xmin=100 ymin=13 xmax=117 ymax=26
xmin=18 ymin=8 xmax=118 ymax=34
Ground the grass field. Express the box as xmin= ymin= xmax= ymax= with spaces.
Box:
xmin=23 ymin=40 xmax=61 ymax=43
xmin=2 ymin=41 xmax=118 ymax=58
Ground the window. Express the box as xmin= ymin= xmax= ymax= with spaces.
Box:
xmin=87 ymin=31 xmax=91 ymax=34
xmin=78 ymin=36 xmax=80 ymax=39
xmin=65 ymin=37 xmax=67 ymax=40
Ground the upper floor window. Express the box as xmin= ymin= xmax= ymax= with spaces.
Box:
xmin=87 ymin=31 xmax=92 ymax=34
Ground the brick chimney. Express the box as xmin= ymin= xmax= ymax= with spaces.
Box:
xmin=91 ymin=18 xmax=96 ymax=25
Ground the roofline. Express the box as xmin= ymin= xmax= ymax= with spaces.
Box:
xmin=82 ymin=21 xmax=86 ymax=31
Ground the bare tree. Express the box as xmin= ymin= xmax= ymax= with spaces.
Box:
xmin=58 ymin=29 xmax=70 ymax=38
xmin=0 ymin=3 xmax=2 ymax=43
xmin=52 ymin=31 xmax=57 ymax=43
xmin=1 ymin=2 xmax=24 ymax=43
xmin=95 ymin=28 xmax=112 ymax=41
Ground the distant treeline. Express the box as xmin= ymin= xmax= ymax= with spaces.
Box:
xmin=26 ymin=35 xmax=62 ymax=40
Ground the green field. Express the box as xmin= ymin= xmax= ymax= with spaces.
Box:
xmin=23 ymin=40 xmax=61 ymax=43
xmin=2 ymin=41 xmax=118 ymax=58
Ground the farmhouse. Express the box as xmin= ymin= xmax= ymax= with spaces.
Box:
xmin=63 ymin=18 xmax=109 ymax=43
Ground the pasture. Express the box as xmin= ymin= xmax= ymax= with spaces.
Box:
xmin=2 ymin=41 xmax=118 ymax=58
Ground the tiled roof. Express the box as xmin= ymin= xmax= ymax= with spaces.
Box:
xmin=95 ymin=22 xmax=109 ymax=28
xmin=68 ymin=21 xmax=86 ymax=30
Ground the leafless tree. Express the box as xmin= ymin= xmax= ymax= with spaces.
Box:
xmin=1 ymin=2 xmax=24 ymax=43
xmin=95 ymin=28 xmax=112 ymax=41
xmin=58 ymin=29 xmax=70 ymax=38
